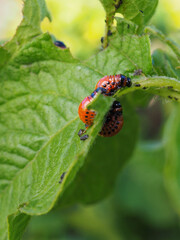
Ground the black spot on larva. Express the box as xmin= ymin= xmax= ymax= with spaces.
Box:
xmin=117 ymin=111 xmax=122 ymax=116
xmin=103 ymin=84 xmax=106 ymax=87
xmin=105 ymin=118 xmax=111 ymax=123
xmin=168 ymin=86 xmax=173 ymax=89
xmin=112 ymin=129 xmax=115 ymax=132
xmin=116 ymin=121 xmax=120 ymax=125
xmin=112 ymin=82 xmax=115 ymax=85
xmin=86 ymin=112 xmax=89 ymax=114
xmin=142 ymin=87 xmax=147 ymax=90
xmin=115 ymin=126 xmax=118 ymax=129
xmin=117 ymin=81 xmax=121 ymax=87
xmin=108 ymin=131 xmax=111 ymax=135
xmin=91 ymin=114 xmax=94 ymax=116
xmin=107 ymin=81 xmax=110 ymax=84
xmin=174 ymin=97 xmax=178 ymax=101
xmin=135 ymin=83 xmax=141 ymax=87
xmin=168 ymin=96 xmax=172 ymax=99
xmin=85 ymin=116 xmax=88 ymax=118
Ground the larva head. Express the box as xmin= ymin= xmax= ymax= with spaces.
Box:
xmin=126 ymin=77 xmax=132 ymax=87
xmin=112 ymin=101 xmax=122 ymax=109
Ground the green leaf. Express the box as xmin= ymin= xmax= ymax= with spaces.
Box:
xmin=163 ymin=105 xmax=180 ymax=214
xmin=0 ymin=29 xmax=114 ymax=238
xmin=0 ymin=0 xmax=115 ymax=238
xmin=115 ymin=76 xmax=180 ymax=102
xmin=98 ymin=0 xmax=116 ymax=16
xmin=117 ymin=0 xmax=158 ymax=26
xmin=86 ymin=17 xmax=153 ymax=75
xmin=0 ymin=48 xmax=11 ymax=68
xmin=99 ymin=0 xmax=158 ymax=47
xmin=152 ymin=49 xmax=180 ymax=79
xmin=8 ymin=212 xmax=31 ymax=240
xmin=36 ymin=0 xmax=51 ymax=21
xmin=1 ymin=0 xmax=51 ymax=65
xmin=99 ymin=0 xmax=158 ymax=26
xmin=145 ymin=26 xmax=180 ymax=60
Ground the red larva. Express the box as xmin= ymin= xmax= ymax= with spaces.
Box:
xmin=78 ymin=87 xmax=107 ymax=130
xmin=95 ymin=74 xmax=131 ymax=96
xmin=99 ymin=101 xmax=123 ymax=137
xmin=78 ymin=88 xmax=104 ymax=139
xmin=78 ymin=95 xmax=96 ymax=127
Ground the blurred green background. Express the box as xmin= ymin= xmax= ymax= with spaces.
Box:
xmin=1 ymin=0 xmax=180 ymax=58
xmin=1 ymin=0 xmax=180 ymax=239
